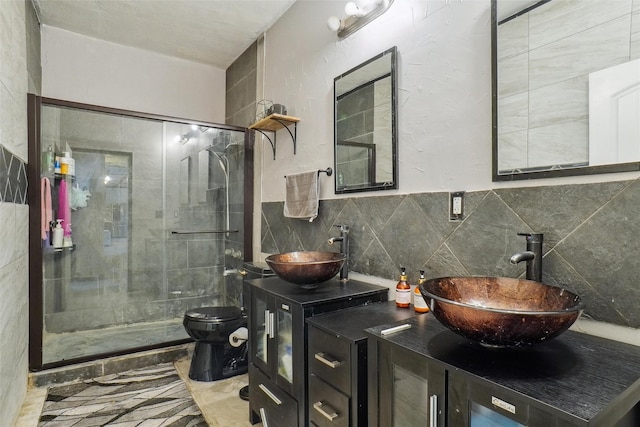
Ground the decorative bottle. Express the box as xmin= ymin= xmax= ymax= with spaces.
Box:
xmin=414 ymin=270 xmax=430 ymax=313
xmin=395 ymin=267 xmax=411 ymax=308
xmin=52 ymin=219 xmax=64 ymax=249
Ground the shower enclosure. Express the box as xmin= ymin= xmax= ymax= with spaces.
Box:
xmin=27 ymin=95 xmax=253 ymax=369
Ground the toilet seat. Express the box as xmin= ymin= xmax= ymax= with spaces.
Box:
xmin=185 ymin=306 xmax=242 ymax=323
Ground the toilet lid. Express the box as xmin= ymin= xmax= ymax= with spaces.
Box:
xmin=184 ymin=306 xmax=242 ymax=322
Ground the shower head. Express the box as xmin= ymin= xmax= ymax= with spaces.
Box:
xmin=223 ymin=141 xmax=243 ymax=152
xmin=207 ymin=150 xmax=228 ymax=175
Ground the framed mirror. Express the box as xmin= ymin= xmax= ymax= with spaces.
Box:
xmin=492 ymin=0 xmax=640 ymax=181
xmin=334 ymin=46 xmax=398 ymax=193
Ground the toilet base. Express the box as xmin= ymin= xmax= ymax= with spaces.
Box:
xmin=188 ymin=341 xmax=247 ymax=382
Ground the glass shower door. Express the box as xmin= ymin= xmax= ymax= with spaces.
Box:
xmin=36 ymin=99 xmax=247 ymax=366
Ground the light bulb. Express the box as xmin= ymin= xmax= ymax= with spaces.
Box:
xmin=327 ymin=16 xmax=344 ymax=31
xmin=345 ymin=2 xmax=364 ymax=17
xmin=190 ymin=124 xmax=198 ymax=131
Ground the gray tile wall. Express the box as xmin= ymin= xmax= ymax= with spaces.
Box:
xmin=224 ymin=41 xmax=257 ymax=306
xmin=262 ymin=178 xmax=640 ymax=328
xmin=226 ymin=41 xmax=258 ymax=128
xmin=0 ymin=0 xmax=39 ymax=423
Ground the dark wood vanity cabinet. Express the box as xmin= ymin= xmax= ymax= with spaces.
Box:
xmin=366 ymin=316 xmax=640 ymax=427
xmin=306 ymin=302 xmax=418 ymax=427
xmin=244 ymin=276 xmax=387 ymax=427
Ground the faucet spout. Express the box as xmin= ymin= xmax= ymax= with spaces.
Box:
xmin=511 ymin=233 xmax=543 ymax=282
xmin=509 ymin=251 xmax=535 ymax=265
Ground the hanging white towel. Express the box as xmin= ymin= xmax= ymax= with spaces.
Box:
xmin=41 ymin=177 xmax=52 ymax=240
xmin=284 ymin=170 xmax=319 ymax=222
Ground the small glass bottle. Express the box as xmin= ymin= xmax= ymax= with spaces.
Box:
xmin=414 ymin=270 xmax=430 ymax=313
xmin=396 ymin=267 xmax=411 ymax=308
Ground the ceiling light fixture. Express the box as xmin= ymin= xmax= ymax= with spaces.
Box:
xmin=327 ymin=0 xmax=394 ymax=39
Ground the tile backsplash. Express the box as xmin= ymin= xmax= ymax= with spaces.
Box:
xmin=262 ymin=179 xmax=640 ymax=329
xmin=0 ymin=145 xmax=28 ymax=204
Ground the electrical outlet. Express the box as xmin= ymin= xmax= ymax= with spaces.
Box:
xmin=450 ymin=191 xmax=465 ymax=221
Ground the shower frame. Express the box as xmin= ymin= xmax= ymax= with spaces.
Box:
xmin=27 ymin=94 xmax=255 ymax=371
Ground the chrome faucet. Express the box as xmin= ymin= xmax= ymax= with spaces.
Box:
xmin=510 ymin=232 xmax=543 ymax=282
xmin=328 ymin=224 xmax=350 ymax=281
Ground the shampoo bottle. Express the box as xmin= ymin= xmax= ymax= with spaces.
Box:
xmin=52 ymin=219 xmax=64 ymax=248
xmin=395 ymin=267 xmax=411 ymax=308
xmin=414 ymin=270 xmax=430 ymax=313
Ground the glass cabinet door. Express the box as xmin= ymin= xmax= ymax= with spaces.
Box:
xmin=393 ymin=364 xmax=429 ymax=426
xmin=253 ymin=292 xmax=269 ymax=368
xmin=377 ymin=343 xmax=445 ymax=427
xmin=276 ymin=302 xmax=293 ymax=384
xmin=471 ymin=402 xmax=525 ymax=427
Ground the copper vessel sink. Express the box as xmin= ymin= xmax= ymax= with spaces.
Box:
xmin=265 ymin=251 xmax=346 ymax=289
xmin=419 ymin=276 xmax=584 ymax=347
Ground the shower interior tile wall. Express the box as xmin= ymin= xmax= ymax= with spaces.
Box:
xmin=41 ymin=109 xmax=229 ymax=335
xmin=262 ymin=178 xmax=640 ymax=329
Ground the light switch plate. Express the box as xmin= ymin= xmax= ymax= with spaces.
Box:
xmin=449 ymin=191 xmax=465 ymax=221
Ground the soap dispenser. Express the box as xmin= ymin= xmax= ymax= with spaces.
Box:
xmin=414 ymin=270 xmax=430 ymax=313
xmin=52 ymin=219 xmax=64 ymax=248
xmin=395 ymin=267 xmax=411 ymax=308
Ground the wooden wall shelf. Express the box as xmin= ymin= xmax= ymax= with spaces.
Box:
xmin=249 ymin=114 xmax=300 ymax=159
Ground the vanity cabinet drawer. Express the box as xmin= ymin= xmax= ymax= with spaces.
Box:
xmin=309 ymin=326 xmax=351 ymax=395
xmin=309 ymin=374 xmax=349 ymax=427
xmin=249 ymin=364 xmax=298 ymax=427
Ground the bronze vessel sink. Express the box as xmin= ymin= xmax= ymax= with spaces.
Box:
xmin=418 ymin=276 xmax=584 ymax=347
xmin=265 ymin=251 xmax=346 ymax=289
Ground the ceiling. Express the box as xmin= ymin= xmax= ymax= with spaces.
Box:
xmin=32 ymin=0 xmax=297 ymax=69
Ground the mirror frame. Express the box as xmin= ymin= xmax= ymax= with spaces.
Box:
xmin=491 ymin=0 xmax=640 ymax=181
xmin=334 ymin=46 xmax=398 ymax=193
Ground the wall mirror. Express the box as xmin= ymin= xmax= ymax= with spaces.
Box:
xmin=492 ymin=0 xmax=640 ymax=181
xmin=334 ymin=46 xmax=398 ymax=193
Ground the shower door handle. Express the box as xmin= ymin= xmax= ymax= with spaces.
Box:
xmin=171 ymin=229 xmax=239 ymax=234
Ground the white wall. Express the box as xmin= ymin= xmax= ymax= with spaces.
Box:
xmin=259 ymin=0 xmax=640 ymax=203
xmin=41 ymin=26 xmax=226 ymax=122
xmin=260 ymin=0 xmax=492 ymax=202
xmin=0 ymin=1 xmax=30 ymax=424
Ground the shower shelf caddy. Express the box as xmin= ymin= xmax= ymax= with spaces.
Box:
xmin=249 ymin=113 xmax=300 ymax=160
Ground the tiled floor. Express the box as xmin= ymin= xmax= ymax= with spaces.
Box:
xmin=175 ymin=359 xmax=260 ymax=427
xmin=19 ymin=355 xmax=262 ymax=427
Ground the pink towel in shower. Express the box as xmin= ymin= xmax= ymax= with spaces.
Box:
xmin=58 ymin=180 xmax=72 ymax=236
xmin=41 ymin=177 xmax=52 ymax=240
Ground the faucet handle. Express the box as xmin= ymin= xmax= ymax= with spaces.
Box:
xmin=334 ymin=224 xmax=350 ymax=232
xmin=517 ymin=232 xmax=543 ymax=243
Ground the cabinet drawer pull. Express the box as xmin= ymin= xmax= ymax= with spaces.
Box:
xmin=315 ymin=352 xmax=342 ymax=368
xmin=313 ymin=401 xmax=339 ymax=421
xmin=429 ymin=394 xmax=438 ymax=427
xmin=259 ymin=384 xmax=282 ymax=405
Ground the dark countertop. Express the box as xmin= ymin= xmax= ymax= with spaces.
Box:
xmin=307 ymin=301 xmax=421 ymax=343
xmin=365 ymin=315 xmax=640 ymax=424
xmin=246 ymin=276 xmax=388 ymax=306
